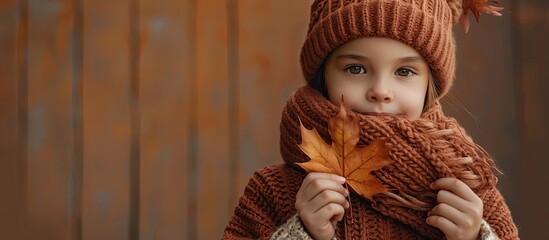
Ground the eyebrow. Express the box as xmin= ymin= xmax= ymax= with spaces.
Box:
xmin=335 ymin=54 xmax=368 ymax=61
xmin=396 ymin=56 xmax=426 ymax=64
xmin=335 ymin=54 xmax=426 ymax=63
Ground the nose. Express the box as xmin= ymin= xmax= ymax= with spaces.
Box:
xmin=366 ymin=79 xmax=393 ymax=103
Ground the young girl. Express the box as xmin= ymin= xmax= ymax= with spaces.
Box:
xmin=223 ymin=0 xmax=518 ymax=239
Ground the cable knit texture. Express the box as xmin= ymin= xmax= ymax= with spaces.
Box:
xmin=301 ymin=0 xmax=462 ymax=97
xmin=270 ymin=215 xmax=315 ymax=240
xmin=480 ymin=219 xmax=501 ymax=240
xmin=270 ymin=214 xmax=498 ymax=240
xmin=223 ymin=86 xmax=519 ymax=239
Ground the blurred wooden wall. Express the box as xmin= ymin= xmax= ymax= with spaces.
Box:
xmin=0 ymin=0 xmax=547 ymax=239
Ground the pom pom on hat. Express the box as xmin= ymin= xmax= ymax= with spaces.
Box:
xmin=460 ymin=0 xmax=504 ymax=33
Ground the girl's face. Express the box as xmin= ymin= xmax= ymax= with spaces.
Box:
xmin=325 ymin=37 xmax=430 ymax=120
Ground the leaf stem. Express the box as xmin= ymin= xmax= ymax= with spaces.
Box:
xmin=345 ymin=182 xmax=353 ymax=225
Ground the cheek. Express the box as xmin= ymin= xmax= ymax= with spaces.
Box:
xmin=406 ymin=104 xmax=423 ymax=120
xmin=325 ymin=71 xmax=345 ymax=102
xmin=326 ymin=77 xmax=363 ymax=105
xmin=401 ymin=83 xmax=428 ymax=119
xmin=327 ymin=82 xmax=345 ymax=105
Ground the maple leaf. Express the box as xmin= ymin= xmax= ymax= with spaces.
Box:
xmin=296 ymin=101 xmax=393 ymax=201
xmin=460 ymin=0 xmax=504 ymax=33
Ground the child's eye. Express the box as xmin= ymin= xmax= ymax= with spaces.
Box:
xmin=346 ymin=66 xmax=366 ymax=74
xmin=396 ymin=68 xmax=414 ymax=77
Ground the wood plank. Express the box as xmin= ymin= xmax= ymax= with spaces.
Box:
xmin=514 ymin=0 xmax=549 ymax=238
xmin=81 ymin=0 xmax=132 ymax=239
xmin=195 ymin=0 xmax=231 ymax=238
xmin=235 ymin=0 xmax=309 ymax=198
xmin=24 ymin=0 xmax=78 ymax=239
xmin=0 ymin=0 xmax=27 ymax=239
xmin=138 ymin=0 xmax=193 ymax=239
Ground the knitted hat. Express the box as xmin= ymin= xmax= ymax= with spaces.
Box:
xmin=299 ymin=0 xmax=503 ymax=97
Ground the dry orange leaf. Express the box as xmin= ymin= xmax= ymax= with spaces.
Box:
xmin=296 ymin=101 xmax=393 ymax=201
xmin=460 ymin=0 xmax=504 ymax=33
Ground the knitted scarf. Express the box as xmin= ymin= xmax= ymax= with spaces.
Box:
xmin=280 ymin=86 xmax=502 ymax=239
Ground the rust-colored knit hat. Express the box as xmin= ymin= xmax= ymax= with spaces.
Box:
xmin=300 ymin=0 xmax=502 ymax=97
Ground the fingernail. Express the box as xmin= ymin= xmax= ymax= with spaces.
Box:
xmin=345 ymin=189 xmax=350 ymax=196
xmin=429 ymin=183 xmax=435 ymax=189
xmin=345 ymin=201 xmax=350 ymax=209
xmin=339 ymin=177 xmax=346 ymax=183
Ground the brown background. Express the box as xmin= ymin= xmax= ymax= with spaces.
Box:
xmin=1 ymin=0 xmax=547 ymax=239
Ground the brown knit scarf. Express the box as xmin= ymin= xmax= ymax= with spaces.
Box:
xmin=280 ymin=86 xmax=500 ymax=238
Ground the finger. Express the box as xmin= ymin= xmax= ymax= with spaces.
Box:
xmin=331 ymin=220 xmax=338 ymax=230
xmin=314 ymin=202 xmax=345 ymax=224
xmin=299 ymin=211 xmax=337 ymax=240
xmin=426 ymin=215 xmax=457 ymax=236
xmin=296 ymin=175 xmax=348 ymax=212
xmin=428 ymin=203 xmax=468 ymax=226
xmin=308 ymin=189 xmax=349 ymax=213
xmin=302 ymin=172 xmax=346 ymax=189
xmin=300 ymin=176 xmax=348 ymax=202
xmin=430 ymin=178 xmax=479 ymax=203
xmin=436 ymin=190 xmax=470 ymax=211
xmin=436 ymin=190 xmax=483 ymax=217
xmin=299 ymin=172 xmax=345 ymax=199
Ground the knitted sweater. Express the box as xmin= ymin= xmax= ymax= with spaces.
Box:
xmin=223 ymin=86 xmax=519 ymax=239
xmin=270 ymin=214 xmax=499 ymax=240
xmin=223 ymin=164 xmax=504 ymax=239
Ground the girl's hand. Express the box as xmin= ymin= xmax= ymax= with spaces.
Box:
xmin=295 ymin=172 xmax=350 ymax=240
xmin=427 ymin=178 xmax=483 ymax=240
